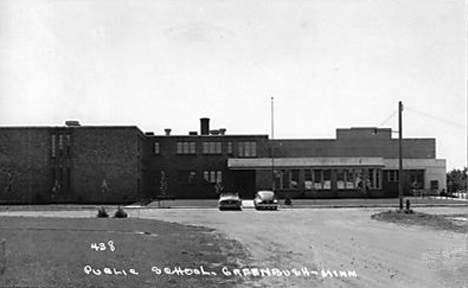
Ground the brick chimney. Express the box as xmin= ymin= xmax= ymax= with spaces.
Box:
xmin=200 ymin=118 xmax=210 ymax=135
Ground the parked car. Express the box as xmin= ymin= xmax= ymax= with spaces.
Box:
xmin=218 ymin=192 xmax=242 ymax=211
xmin=254 ymin=190 xmax=278 ymax=210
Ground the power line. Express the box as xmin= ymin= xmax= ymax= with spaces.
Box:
xmin=405 ymin=106 xmax=466 ymax=129
xmin=377 ymin=110 xmax=397 ymax=127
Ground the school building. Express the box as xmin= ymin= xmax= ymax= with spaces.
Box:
xmin=0 ymin=118 xmax=446 ymax=204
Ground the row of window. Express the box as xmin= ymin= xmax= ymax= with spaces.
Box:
xmin=274 ymin=169 xmax=383 ymax=190
xmin=155 ymin=141 xmax=257 ymax=157
xmin=175 ymin=170 xmax=223 ymax=184
xmin=51 ymin=134 xmax=71 ymax=158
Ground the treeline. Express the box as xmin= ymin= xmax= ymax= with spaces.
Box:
xmin=446 ymin=167 xmax=467 ymax=193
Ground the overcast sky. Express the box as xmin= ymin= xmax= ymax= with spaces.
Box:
xmin=0 ymin=0 xmax=466 ymax=169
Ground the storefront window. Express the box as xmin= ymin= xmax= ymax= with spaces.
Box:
xmin=323 ymin=170 xmax=332 ymax=190
xmin=337 ymin=169 xmax=345 ymax=190
xmin=345 ymin=169 xmax=355 ymax=189
xmin=313 ymin=170 xmax=322 ymax=190
xmin=304 ymin=170 xmax=313 ymax=190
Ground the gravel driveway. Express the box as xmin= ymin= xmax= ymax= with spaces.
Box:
xmin=0 ymin=207 xmax=466 ymax=287
xmin=137 ymin=207 xmax=466 ymax=288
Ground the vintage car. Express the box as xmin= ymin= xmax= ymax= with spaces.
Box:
xmin=254 ymin=190 xmax=279 ymax=210
xmin=218 ymin=192 xmax=242 ymax=211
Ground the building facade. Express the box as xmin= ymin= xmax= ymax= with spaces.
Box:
xmin=0 ymin=119 xmax=446 ymax=204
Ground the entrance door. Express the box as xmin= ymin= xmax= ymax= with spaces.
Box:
xmin=232 ymin=170 xmax=256 ymax=199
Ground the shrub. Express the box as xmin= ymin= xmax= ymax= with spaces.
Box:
xmin=284 ymin=195 xmax=292 ymax=206
xmin=97 ymin=206 xmax=109 ymax=218
xmin=114 ymin=206 xmax=128 ymax=218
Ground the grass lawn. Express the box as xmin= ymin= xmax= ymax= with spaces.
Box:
xmin=371 ymin=210 xmax=467 ymax=233
xmin=0 ymin=216 xmax=249 ymax=288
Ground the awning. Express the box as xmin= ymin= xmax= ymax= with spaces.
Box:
xmin=228 ymin=157 xmax=385 ymax=170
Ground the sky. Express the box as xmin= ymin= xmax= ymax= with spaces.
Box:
xmin=0 ymin=0 xmax=466 ymax=169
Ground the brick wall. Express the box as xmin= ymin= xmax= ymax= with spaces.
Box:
xmin=272 ymin=138 xmax=435 ymax=159
xmin=0 ymin=128 xmax=51 ymax=203
xmin=71 ymin=127 xmax=143 ymax=203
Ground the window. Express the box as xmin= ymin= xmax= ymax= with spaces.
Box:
xmin=368 ymin=169 xmax=382 ymax=189
xmin=337 ymin=169 xmax=345 ymax=190
xmin=345 ymin=169 xmax=355 ymax=189
xmin=51 ymin=135 xmax=56 ymax=158
xmin=304 ymin=170 xmax=313 ymax=190
xmin=227 ymin=142 xmax=233 ymax=154
xmin=66 ymin=134 xmax=71 ymax=158
xmin=386 ymin=170 xmax=399 ymax=182
xmin=58 ymin=134 xmax=64 ymax=157
xmin=275 ymin=170 xmax=300 ymax=190
xmin=313 ymin=170 xmax=323 ymax=190
xmin=154 ymin=142 xmax=160 ymax=154
xmin=202 ymin=142 xmax=221 ymax=154
xmin=291 ymin=170 xmax=299 ymax=189
xmin=238 ymin=142 xmax=257 ymax=157
xmin=177 ymin=142 xmax=196 ymax=154
xmin=323 ymin=170 xmax=332 ymax=190
xmin=203 ymin=171 xmax=222 ymax=183
xmin=274 ymin=170 xmax=282 ymax=190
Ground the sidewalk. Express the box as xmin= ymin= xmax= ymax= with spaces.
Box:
xmin=140 ymin=197 xmax=467 ymax=209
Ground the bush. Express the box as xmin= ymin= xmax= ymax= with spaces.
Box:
xmin=97 ymin=206 xmax=109 ymax=218
xmin=114 ymin=206 xmax=128 ymax=218
xmin=284 ymin=195 xmax=292 ymax=206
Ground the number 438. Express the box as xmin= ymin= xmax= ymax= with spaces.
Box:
xmin=90 ymin=241 xmax=115 ymax=252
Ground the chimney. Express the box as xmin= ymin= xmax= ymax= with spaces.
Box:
xmin=200 ymin=118 xmax=210 ymax=135
xmin=164 ymin=129 xmax=172 ymax=136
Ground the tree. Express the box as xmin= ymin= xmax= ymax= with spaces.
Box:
xmin=446 ymin=167 xmax=467 ymax=193
xmin=160 ymin=171 xmax=167 ymax=196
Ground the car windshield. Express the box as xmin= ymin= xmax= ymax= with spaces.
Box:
xmin=257 ymin=191 xmax=275 ymax=199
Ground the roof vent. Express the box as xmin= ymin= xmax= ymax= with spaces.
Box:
xmin=65 ymin=120 xmax=81 ymax=127
xmin=189 ymin=131 xmax=198 ymax=136
xmin=145 ymin=132 xmax=155 ymax=136
xmin=219 ymin=128 xmax=226 ymax=135
xmin=164 ymin=129 xmax=172 ymax=136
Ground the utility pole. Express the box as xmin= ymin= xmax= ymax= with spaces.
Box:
xmin=271 ymin=96 xmax=275 ymax=191
xmin=398 ymin=101 xmax=404 ymax=210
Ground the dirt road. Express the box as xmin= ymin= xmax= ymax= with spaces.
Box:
xmin=0 ymin=207 xmax=466 ymax=287
xmin=136 ymin=207 xmax=466 ymax=288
